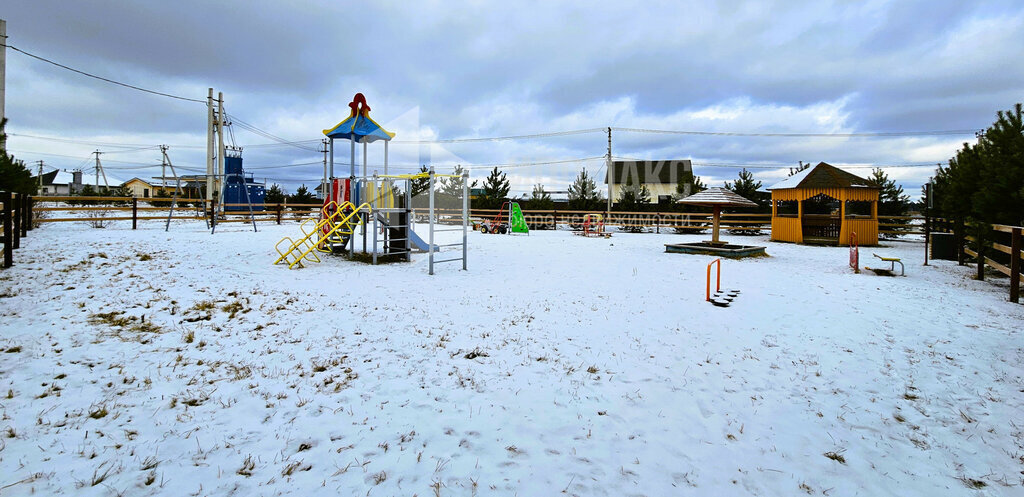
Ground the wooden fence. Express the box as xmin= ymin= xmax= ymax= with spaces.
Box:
xmin=10 ymin=197 xmax=1019 ymax=304
xmin=27 ymin=197 xmax=929 ymax=234
xmin=931 ymin=218 xmax=1022 ymax=304
xmin=0 ymin=192 xmax=35 ymax=268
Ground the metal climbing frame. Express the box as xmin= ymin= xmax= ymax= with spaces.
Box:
xmin=427 ymin=167 xmax=469 ymax=275
xmin=362 ymin=174 xmax=413 ymax=265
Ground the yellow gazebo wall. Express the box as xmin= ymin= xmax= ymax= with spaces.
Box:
xmin=770 ymin=187 xmax=879 ymax=246
xmin=771 ymin=217 xmax=803 ymax=243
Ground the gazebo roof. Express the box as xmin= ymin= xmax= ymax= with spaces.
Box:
xmin=766 ymin=162 xmax=876 ymax=190
xmin=677 ymin=187 xmax=758 ymax=207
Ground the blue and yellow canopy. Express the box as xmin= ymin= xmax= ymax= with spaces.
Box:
xmin=323 ymin=93 xmax=395 ymax=143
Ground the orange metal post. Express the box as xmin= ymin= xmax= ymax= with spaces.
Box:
xmin=706 ymin=258 xmax=722 ymax=301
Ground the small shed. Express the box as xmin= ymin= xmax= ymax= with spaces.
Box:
xmin=766 ymin=162 xmax=879 ymax=246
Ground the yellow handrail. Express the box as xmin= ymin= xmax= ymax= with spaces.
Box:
xmin=273 ymin=201 xmax=355 ymax=266
xmin=288 ymin=203 xmax=370 ymax=269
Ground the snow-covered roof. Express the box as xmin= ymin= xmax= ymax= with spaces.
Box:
xmin=43 ymin=170 xmax=126 ymax=187
xmin=766 ymin=162 xmax=875 ymax=190
xmin=676 ymin=187 xmax=758 ymax=207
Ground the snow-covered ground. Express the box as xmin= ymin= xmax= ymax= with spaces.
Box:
xmin=1 ymin=220 xmax=1022 ymax=496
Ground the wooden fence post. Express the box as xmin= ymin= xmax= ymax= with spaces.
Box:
xmin=20 ymin=194 xmax=29 ymax=236
xmin=923 ymin=212 xmax=930 ymax=266
xmin=276 ymin=203 xmax=283 ymax=224
xmin=11 ymin=193 xmax=20 ymax=250
xmin=25 ymin=195 xmax=33 ymax=232
xmin=1011 ymin=227 xmax=1021 ymax=304
xmin=955 ymin=217 xmax=965 ymax=265
xmin=2 ymin=192 xmax=12 ymax=268
xmin=132 ymin=197 xmax=138 ymax=230
xmin=976 ymin=226 xmax=985 ymax=281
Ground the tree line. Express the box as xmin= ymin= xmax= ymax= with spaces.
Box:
xmin=929 ymin=103 xmax=1023 ymax=229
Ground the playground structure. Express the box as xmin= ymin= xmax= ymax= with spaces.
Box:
xmin=477 ymin=201 xmax=529 ymax=235
xmin=574 ymin=213 xmax=611 ymax=238
xmin=706 ymin=258 xmax=740 ymax=307
xmin=273 ymin=94 xmax=469 ymax=274
xmin=666 ymin=188 xmax=766 ymax=257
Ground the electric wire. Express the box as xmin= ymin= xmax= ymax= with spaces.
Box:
xmin=1 ymin=42 xmax=205 ymax=103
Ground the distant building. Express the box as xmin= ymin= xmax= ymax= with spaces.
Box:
xmin=32 ymin=170 xmax=123 ymax=196
xmin=604 ymin=160 xmax=694 ymax=203
xmin=121 ymin=178 xmax=176 ymax=198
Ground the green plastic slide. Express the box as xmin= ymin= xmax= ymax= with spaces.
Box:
xmin=510 ymin=202 xmax=529 ymax=234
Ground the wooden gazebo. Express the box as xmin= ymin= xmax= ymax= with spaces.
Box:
xmin=766 ymin=162 xmax=879 ymax=246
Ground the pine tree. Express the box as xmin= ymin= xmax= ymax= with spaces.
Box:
xmin=931 ymin=103 xmax=1024 ymax=227
xmin=410 ymin=166 xmax=430 ymax=198
xmin=617 ymin=183 xmax=651 ymax=232
xmin=723 ymin=169 xmax=768 ymax=211
xmin=974 ymin=104 xmax=1024 ymax=226
xmin=528 ymin=183 xmax=554 ymax=210
xmin=567 ymin=168 xmax=601 ymax=210
xmin=480 ymin=166 xmax=510 ymax=208
xmin=674 ymin=170 xmax=706 ymax=199
xmin=867 ymin=168 xmax=910 ymax=237
xmin=289 ymin=185 xmax=315 ymax=205
xmin=439 ymin=165 xmax=474 ymax=197
xmin=265 ymin=184 xmax=286 ymax=204
xmin=0 ymin=118 xmax=36 ymax=195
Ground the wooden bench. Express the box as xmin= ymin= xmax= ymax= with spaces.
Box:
xmin=868 ymin=253 xmax=904 ymax=276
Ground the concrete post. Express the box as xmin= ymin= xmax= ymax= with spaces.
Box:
xmin=206 ymin=88 xmax=214 ymax=204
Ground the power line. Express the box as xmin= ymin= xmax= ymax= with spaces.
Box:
xmin=612 ymin=155 xmax=943 ymax=169
xmin=1 ymin=42 xmax=206 ymax=103
xmin=613 ymin=127 xmax=978 ymax=138
xmin=226 ymin=113 xmax=320 ymax=152
xmin=391 ymin=128 xmax=606 ymax=144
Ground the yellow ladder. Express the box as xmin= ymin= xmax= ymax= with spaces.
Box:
xmin=273 ymin=202 xmax=369 ymax=269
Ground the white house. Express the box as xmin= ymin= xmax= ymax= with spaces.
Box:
xmin=33 ymin=170 xmax=124 ymax=196
xmin=604 ymin=160 xmax=694 ymax=203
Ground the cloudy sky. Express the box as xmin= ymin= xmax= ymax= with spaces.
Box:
xmin=3 ymin=0 xmax=1023 ymax=199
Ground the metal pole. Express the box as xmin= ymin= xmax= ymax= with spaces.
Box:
xmin=429 ymin=167 xmax=435 ymax=275
xmin=217 ymin=92 xmax=226 ymax=214
xmin=462 ymin=171 xmax=468 ymax=271
xmin=384 ymin=140 xmax=389 ymax=176
xmin=206 ymin=88 xmax=214 ymax=205
xmin=405 ymin=178 xmax=412 ymax=262
xmin=321 ymin=139 xmax=328 ymax=199
xmin=606 ymin=127 xmax=612 ymax=213
xmin=0 ymin=19 xmax=6 ymax=150
xmin=329 ymin=137 xmax=335 ymax=179
xmin=372 ymin=173 xmax=378 ymax=265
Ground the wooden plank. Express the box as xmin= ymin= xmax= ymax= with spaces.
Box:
xmin=984 ymin=256 xmax=1011 ymax=277
xmin=34 ymin=206 xmax=134 ymax=212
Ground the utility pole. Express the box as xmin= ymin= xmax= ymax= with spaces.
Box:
xmin=321 ymin=139 xmax=328 ymax=199
xmin=206 ymin=88 xmax=214 ymax=205
xmin=36 ymin=160 xmax=43 ymax=193
xmin=0 ymin=19 xmax=6 ymax=150
xmin=160 ymin=145 xmax=178 ymax=193
xmin=216 ymin=91 xmax=226 ymax=212
xmin=93 ymin=150 xmax=109 ymax=192
xmin=606 ymin=127 xmax=613 ymax=213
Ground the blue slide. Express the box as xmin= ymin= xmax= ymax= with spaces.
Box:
xmin=408 ymin=228 xmax=438 ymax=252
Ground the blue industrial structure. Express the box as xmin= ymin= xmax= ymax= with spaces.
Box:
xmin=223 ymin=154 xmax=265 ymax=211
